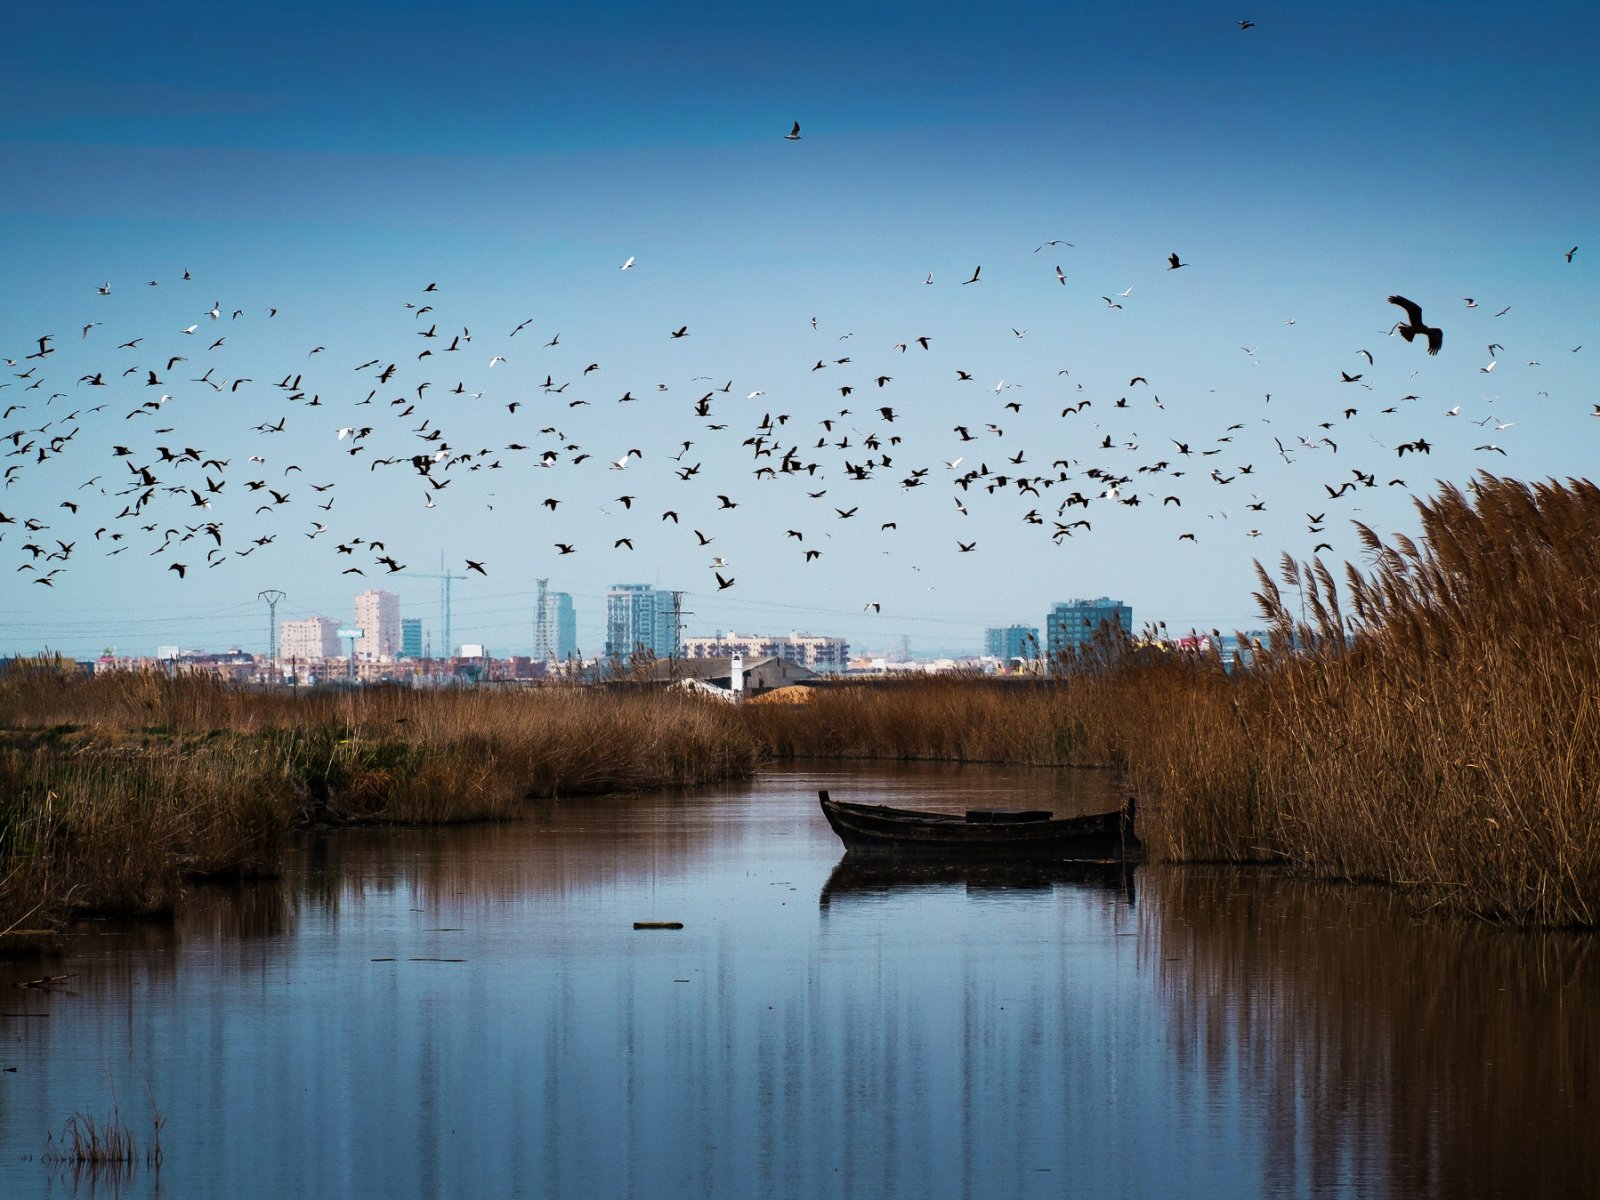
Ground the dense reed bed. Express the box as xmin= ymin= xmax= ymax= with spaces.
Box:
xmin=750 ymin=477 xmax=1600 ymax=926
xmin=0 ymin=670 xmax=758 ymax=938
xmin=739 ymin=675 xmax=1116 ymax=765
xmin=1175 ymin=474 xmax=1600 ymax=926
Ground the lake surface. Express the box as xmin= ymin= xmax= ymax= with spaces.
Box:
xmin=2 ymin=763 xmax=1597 ymax=1199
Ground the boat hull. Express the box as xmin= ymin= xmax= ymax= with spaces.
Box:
xmin=818 ymin=790 xmax=1140 ymax=859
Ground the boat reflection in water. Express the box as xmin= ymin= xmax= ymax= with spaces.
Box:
xmin=820 ymin=851 xmax=1136 ymax=909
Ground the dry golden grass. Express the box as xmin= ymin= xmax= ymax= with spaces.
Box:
xmin=739 ymin=675 xmax=1114 ymax=765
xmin=1182 ymin=474 xmax=1600 ymax=926
xmin=6 ymin=476 xmax=1596 ymax=930
xmin=1 ymin=670 xmax=759 ymax=937
xmin=744 ymin=476 xmax=1600 ymax=926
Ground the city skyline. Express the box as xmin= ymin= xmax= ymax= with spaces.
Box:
xmin=3 ymin=3 xmax=1595 ymax=661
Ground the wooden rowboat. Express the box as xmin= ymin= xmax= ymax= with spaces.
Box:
xmin=818 ymin=790 xmax=1140 ymax=859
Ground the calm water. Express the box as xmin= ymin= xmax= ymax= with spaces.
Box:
xmin=2 ymin=763 xmax=1596 ymax=1199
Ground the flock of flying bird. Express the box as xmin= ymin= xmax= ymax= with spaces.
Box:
xmin=0 ymin=225 xmax=1586 ymax=625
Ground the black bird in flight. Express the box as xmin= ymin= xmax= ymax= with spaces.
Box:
xmin=1167 ymin=253 xmax=1187 ymax=270
xmin=1387 ymin=295 xmax=1443 ymax=355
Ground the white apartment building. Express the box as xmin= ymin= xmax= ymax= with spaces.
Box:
xmin=682 ymin=631 xmax=849 ymax=673
xmin=279 ymin=617 xmax=341 ymax=664
xmin=354 ymin=589 xmax=401 ymax=661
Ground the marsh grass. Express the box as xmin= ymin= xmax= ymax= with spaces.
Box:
xmin=1191 ymin=474 xmax=1600 ymax=926
xmin=4 ymin=476 xmax=1596 ymax=930
xmin=746 ymin=477 xmax=1600 ymax=926
xmin=738 ymin=675 xmax=1113 ymax=765
xmin=43 ymin=1086 xmax=164 ymax=1175
xmin=1 ymin=672 xmax=758 ymax=937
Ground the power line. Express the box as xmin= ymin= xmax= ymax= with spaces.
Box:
xmin=257 ymin=588 xmax=286 ymax=669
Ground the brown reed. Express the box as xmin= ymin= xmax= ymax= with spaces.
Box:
xmin=745 ymin=476 xmax=1600 ymax=925
xmin=1 ymin=669 xmax=759 ymax=937
xmin=1135 ymin=475 xmax=1600 ymax=925
xmin=5 ymin=475 xmax=1597 ymax=929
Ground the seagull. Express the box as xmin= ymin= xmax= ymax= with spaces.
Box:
xmin=1387 ymin=295 xmax=1443 ymax=355
xmin=620 ymin=256 xmax=635 ymax=270
xmin=784 ymin=121 xmax=802 ymax=140
xmin=1054 ymin=265 xmax=1067 ymax=285
xmin=489 ymin=355 xmax=506 ymax=367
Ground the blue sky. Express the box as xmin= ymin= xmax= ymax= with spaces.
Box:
xmin=2 ymin=1 xmax=1596 ymax=660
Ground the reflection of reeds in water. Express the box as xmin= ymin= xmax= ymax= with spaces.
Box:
xmin=1148 ymin=867 xmax=1600 ymax=1197
xmin=291 ymin=790 xmax=726 ymax=918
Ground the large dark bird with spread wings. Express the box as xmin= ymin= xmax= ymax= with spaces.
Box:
xmin=1388 ymin=294 xmax=1443 ymax=355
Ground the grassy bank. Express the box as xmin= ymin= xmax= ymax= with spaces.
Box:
xmin=5 ymin=476 xmax=1595 ymax=933
xmin=0 ymin=672 xmax=759 ymax=939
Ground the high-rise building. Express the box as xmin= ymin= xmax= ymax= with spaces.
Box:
xmin=985 ymin=625 xmax=1040 ymax=664
xmin=1045 ymin=598 xmax=1132 ymax=658
xmin=551 ymin=592 xmax=578 ymax=660
xmin=400 ymin=617 xmax=423 ymax=659
xmin=534 ymin=589 xmax=580 ymax=662
xmin=279 ymin=617 xmax=341 ymax=663
xmin=354 ymin=589 xmax=401 ymax=661
xmin=605 ymin=584 xmax=679 ymax=661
